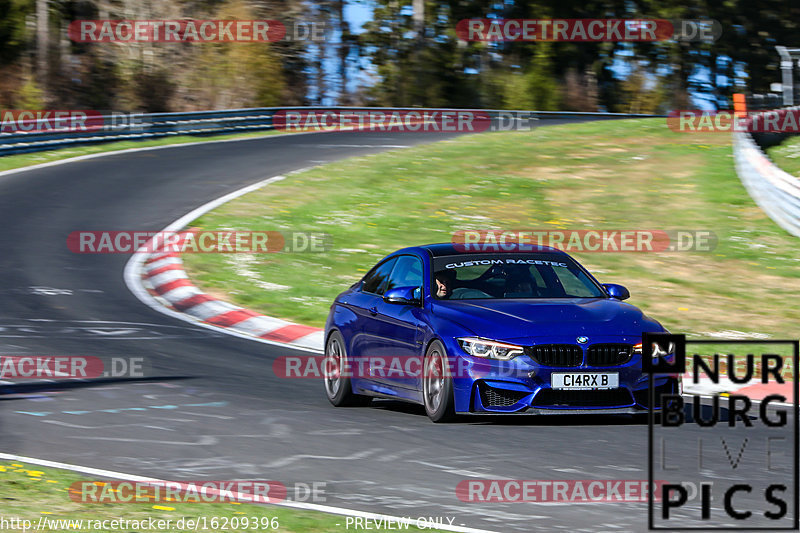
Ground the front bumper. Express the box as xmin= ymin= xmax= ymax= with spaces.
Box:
xmin=465 ymin=407 xmax=648 ymax=415
xmin=463 ymin=376 xmax=680 ymax=414
xmin=445 ymin=340 xmax=681 ymax=414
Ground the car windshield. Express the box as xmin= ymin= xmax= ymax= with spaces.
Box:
xmin=431 ymin=253 xmax=605 ymax=300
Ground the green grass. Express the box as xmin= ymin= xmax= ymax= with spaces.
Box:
xmin=766 ymin=135 xmax=800 ymax=177
xmin=182 ymin=119 xmax=800 ymax=338
xmin=0 ymin=461 xmax=426 ymax=532
xmin=0 ymin=130 xmax=283 ymax=173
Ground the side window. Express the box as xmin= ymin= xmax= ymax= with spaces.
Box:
xmin=361 ymin=258 xmax=398 ymax=295
xmin=385 ymin=255 xmax=423 ymax=293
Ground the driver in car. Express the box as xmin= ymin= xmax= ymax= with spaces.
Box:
xmin=434 ymin=269 xmax=455 ymax=299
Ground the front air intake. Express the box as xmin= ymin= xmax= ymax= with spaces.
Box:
xmin=525 ymin=344 xmax=583 ymax=367
xmin=587 ymin=343 xmax=633 ymax=366
xmin=479 ymin=383 xmax=529 ymax=407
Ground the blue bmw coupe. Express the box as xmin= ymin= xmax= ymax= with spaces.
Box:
xmin=323 ymin=244 xmax=680 ymax=422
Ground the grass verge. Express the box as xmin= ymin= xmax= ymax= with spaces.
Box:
xmin=0 ymin=461 xmax=426 ymax=532
xmin=765 ymin=135 xmax=800 ymax=177
xmin=182 ymin=119 xmax=800 ymax=339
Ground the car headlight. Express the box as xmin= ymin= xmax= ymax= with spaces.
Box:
xmin=457 ymin=337 xmax=524 ymax=361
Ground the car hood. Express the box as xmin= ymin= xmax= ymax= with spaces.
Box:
xmin=431 ymin=298 xmax=662 ymax=341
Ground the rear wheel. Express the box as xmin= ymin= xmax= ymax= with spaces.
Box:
xmin=324 ymin=331 xmax=372 ymax=407
xmin=422 ymin=340 xmax=456 ymax=422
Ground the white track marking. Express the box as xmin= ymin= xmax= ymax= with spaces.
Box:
xmin=305 ymin=144 xmax=410 ymax=148
xmin=290 ymin=330 xmax=327 ymax=351
xmin=123 ymin=173 xmax=324 ymax=353
xmin=0 ymin=452 xmax=499 ymax=533
xmin=0 ymin=129 xmax=346 ymax=180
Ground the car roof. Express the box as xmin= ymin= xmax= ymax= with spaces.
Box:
xmin=410 ymin=243 xmax=568 ymax=257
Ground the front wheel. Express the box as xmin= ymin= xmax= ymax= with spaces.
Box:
xmin=324 ymin=331 xmax=372 ymax=407
xmin=422 ymin=340 xmax=456 ymax=422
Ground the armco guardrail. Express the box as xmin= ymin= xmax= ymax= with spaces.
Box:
xmin=733 ymin=107 xmax=800 ymax=237
xmin=0 ymin=108 xmax=279 ymax=156
xmin=0 ymin=107 xmax=662 ymax=156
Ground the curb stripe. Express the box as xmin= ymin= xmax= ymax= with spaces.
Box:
xmin=260 ymin=324 xmax=321 ymax=343
xmin=728 ymin=380 xmax=794 ymax=401
xmin=206 ymin=309 xmax=261 ymax=327
xmin=159 ymin=285 xmax=203 ymax=303
xmin=183 ymin=300 xmax=240 ymax=321
xmin=291 ymin=330 xmax=327 ymax=350
xmin=141 ymin=254 xmax=325 ymax=347
xmin=173 ymin=294 xmax=217 ymax=311
xmin=122 ymin=157 xmax=327 ymax=354
xmin=144 ymin=256 xmax=183 ymax=272
xmin=146 ymin=263 xmax=186 ymax=277
xmin=229 ymin=316 xmax=291 ymax=337
xmin=147 ymin=252 xmax=179 ymax=263
xmin=153 ymin=278 xmax=193 ymax=295
xmin=147 ymin=270 xmax=188 ymax=288
xmin=133 ymin=179 xmax=324 ymax=351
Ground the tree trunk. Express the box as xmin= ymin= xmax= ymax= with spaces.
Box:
xmin=337 ymin=0 xmax=349 ymax=104
xmin=412 ymin=0 xmax=424 ymax=39
xmin=36 ymin=0 xmax=48 ymax=82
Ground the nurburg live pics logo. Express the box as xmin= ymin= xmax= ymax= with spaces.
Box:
xmin=644 ymin=332 xmax=799 ymax=530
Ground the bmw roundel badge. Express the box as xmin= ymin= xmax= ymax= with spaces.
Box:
xmin=576 ymin=336 xmax=589 ymax=344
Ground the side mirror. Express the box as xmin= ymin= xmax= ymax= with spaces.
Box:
xmin=603 ymin=283 xmax=630 ymax=300
xmin=383 ymin=286 xmax=421 ymax=306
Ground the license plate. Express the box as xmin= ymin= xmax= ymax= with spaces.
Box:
xmin=551 ymin=372 xmax=618 ymax=390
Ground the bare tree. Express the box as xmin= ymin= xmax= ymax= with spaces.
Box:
xmin=337 ymin=0 xmax=350 ymax=104
xmin=36 ymin=0 xmax=48 ymax=81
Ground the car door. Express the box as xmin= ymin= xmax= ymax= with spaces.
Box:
xmin=347 ymin=257 xmax=398 ymax=379
xmin=369 ymin=255 xmax=426 ymax=390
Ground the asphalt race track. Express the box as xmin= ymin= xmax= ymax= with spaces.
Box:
xmin=0 ymin=125 xmax=795 ymax=532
